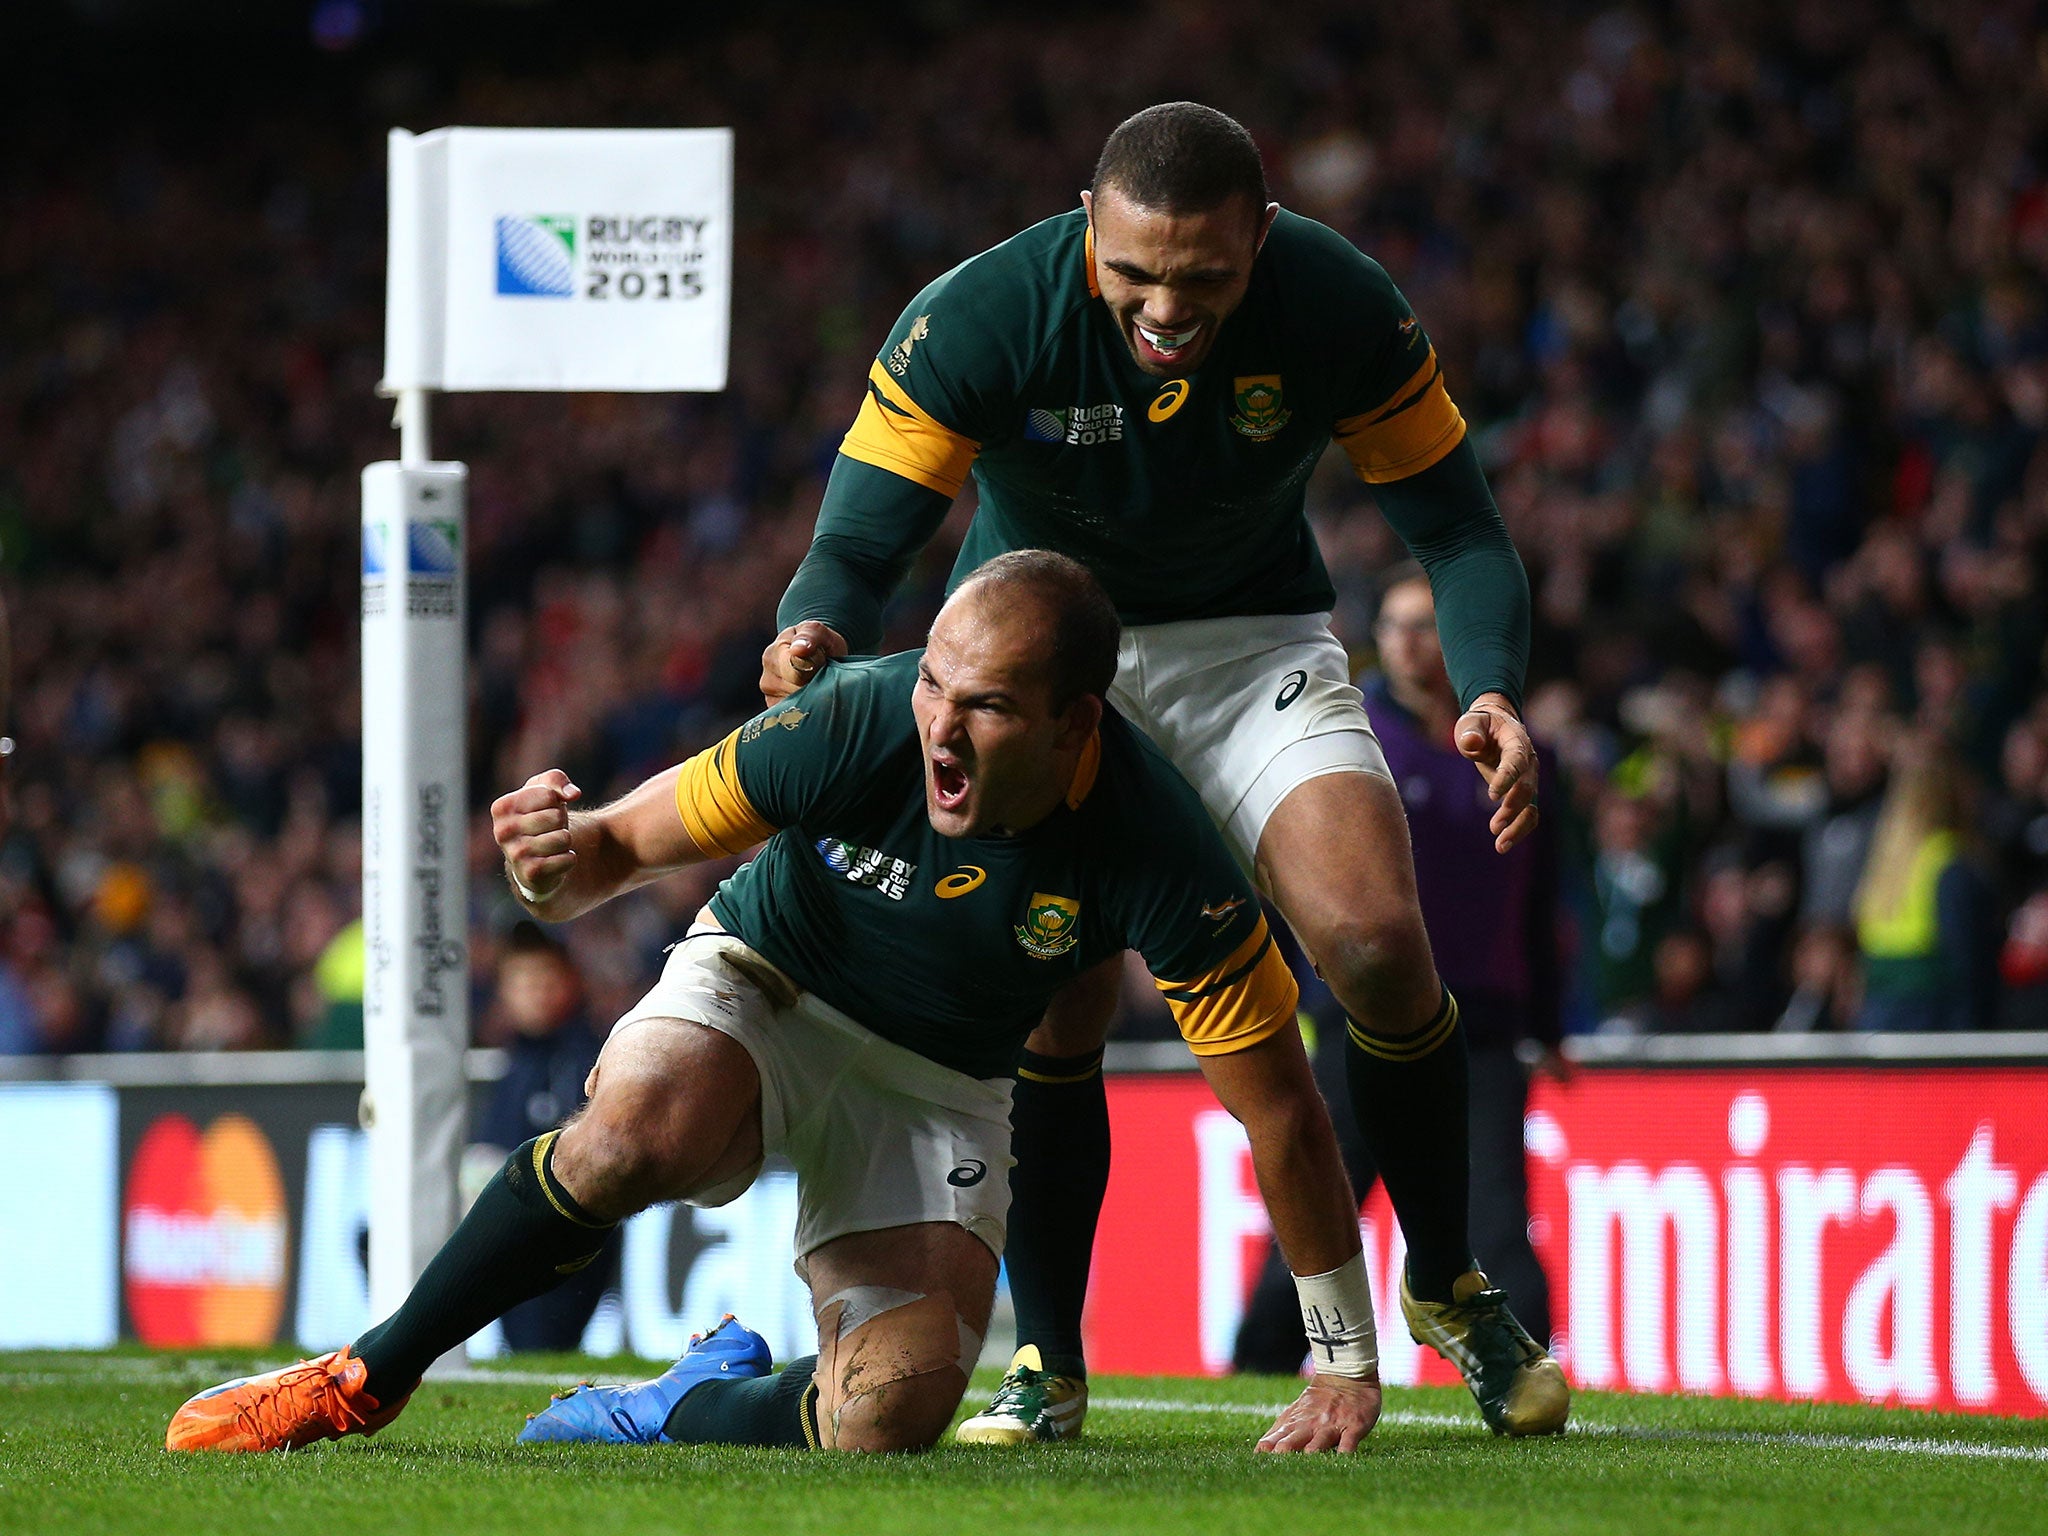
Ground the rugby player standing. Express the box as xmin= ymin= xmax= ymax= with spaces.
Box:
xmin=761 ymin=103 xmax=1566 ymax=1439
xmin=165 ymin=554 xmax=1381 ymax=1456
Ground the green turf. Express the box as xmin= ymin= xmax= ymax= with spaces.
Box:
xmin=2 ymin=1351 xmax=2044 ymax=1536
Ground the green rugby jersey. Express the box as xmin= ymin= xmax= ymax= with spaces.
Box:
xmin=780 ymin=207 xmax=1529 ymax=708
xmin=671 ymin=651 xmax=1297 ymax=1080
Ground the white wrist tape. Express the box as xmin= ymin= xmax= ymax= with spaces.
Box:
xmin=508 ymin=866 xmax=553 ymax=906
xmin=1294 ymin=1254 xmax=1378 ymax=1377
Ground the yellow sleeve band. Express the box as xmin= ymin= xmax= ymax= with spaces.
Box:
xmin=1155 ymin=914 xmax=1302 ymax=1057
xmin=1334 ymin=344 xmax=1468 ymax=483
xmin=838 ymin=361 xmax=980 ymax=498
xmin=674 ymin=730 xmax=778 ymax=857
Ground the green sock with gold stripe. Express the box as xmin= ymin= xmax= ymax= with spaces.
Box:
xmin=1344 ymin=989 xmax=1472 ymax=1303
xmin=351 ymin=1132 xmax=614 ymax=1402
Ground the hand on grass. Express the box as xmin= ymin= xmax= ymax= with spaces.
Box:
xmin=1255 ymin=1372 xmax=1381 ymax=1453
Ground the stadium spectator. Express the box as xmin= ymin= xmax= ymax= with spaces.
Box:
xmin=1851 ymin=738 xmax=1998 ymax=1031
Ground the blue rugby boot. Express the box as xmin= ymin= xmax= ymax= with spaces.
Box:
xmin=518 ymin=1314 xmax=772 ymax=1444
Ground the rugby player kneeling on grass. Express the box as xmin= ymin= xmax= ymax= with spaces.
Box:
xmin=164 ymin=551 xmax=1381 ymax=1456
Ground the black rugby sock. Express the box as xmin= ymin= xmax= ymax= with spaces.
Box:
xmin=351 ymin=1133 xmax=614 ymax=1402
xmin=1004 ymin=1046 xmax=1109 ymax=1379
xmin=1344 ymin=990 xmax=1473 ymax=1303
xmin=663 ymin=1358 xmax=819 ymax=1448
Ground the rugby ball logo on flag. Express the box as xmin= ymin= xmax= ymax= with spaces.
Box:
xmin=495 ymin=214 xmax=577 ymax=297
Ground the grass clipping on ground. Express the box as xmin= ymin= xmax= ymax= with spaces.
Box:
xmin=2 ymin=1352 xmax=2045 ymax=1536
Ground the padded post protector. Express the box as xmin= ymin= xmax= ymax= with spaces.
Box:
xmin=813 ymin=1287 xmax=970 ymax=1449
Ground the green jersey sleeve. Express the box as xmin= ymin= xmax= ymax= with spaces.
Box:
xmin=1264 ymin=220 xmax=1470 ymax=485
xmin=1102 ymin=748 xmax=1301 ymax=1056
xmin=673 ymin=657 xmax=908 ymax=852
xmin=779 ymin=250 xmax=1043 ymax=649
xmin=1281 ymin=218 xmax=1529 ymax=709
xmin=1373 ymin=437 xmax=1531 ymax=711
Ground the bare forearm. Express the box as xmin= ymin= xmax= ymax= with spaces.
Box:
xmin=1200 ymin=1034 xmax=1362 ymax=1276
xmin=508 ymin=810 xmax=663 ymax=921
xmin=497 ymin=764 xmax=701 ymax=923
xmin=1246 ymin=1102 xmax=1362 ymax=1276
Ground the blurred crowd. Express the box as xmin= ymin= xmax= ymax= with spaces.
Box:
xmin=3 ymin=0 xmax=2047 ymax=1052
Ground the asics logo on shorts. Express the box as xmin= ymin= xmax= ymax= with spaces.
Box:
xmin=1275 ymin=670 xmax=1308 ymax=710
xmin=947 ymin=1160 xmax=988 ymax=1187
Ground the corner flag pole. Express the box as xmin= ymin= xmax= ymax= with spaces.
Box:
xmin=360 ymin=390 xmax=470 ymax=1327
xmin=364 ymin=124 xmax=731 ymax=1348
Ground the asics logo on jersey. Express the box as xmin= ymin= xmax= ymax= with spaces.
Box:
xmin=1275 ymin=670 xmax=1308 ymax=710
xmin=934 ymin=865 xmax=987 ymax=899
xmin=1148 ymin=379 xmax=1190 ymax=422
xmin=947 ymin=1160 xmax=988 ymax=1187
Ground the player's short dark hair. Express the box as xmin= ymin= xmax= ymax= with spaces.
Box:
xmin=957 ymin=550 xmax=1122 ymax=710
xmin=1091 ymin=102 xmax=1270 ymax=219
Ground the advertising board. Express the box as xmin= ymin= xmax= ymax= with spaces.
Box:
xmin=1084 ymin=1065 xmax=2048 ymax=1416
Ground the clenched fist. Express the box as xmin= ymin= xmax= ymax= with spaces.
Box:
xmin=492 ymin=768 xmax=582 ymax=904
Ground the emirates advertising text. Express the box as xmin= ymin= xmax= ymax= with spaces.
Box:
xmin=1084 ymin=1066 xmax=2048 ymax=1417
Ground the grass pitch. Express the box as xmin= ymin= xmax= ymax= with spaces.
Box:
xmin=3 ymin=1351 xmax=2044 ymax=1536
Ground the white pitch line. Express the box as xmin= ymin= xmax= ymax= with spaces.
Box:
xmin=8 ymin=1362 xmax=2045 ymax=1462
xmin=1087 ymin=1397 xmax=2048 ymax=1462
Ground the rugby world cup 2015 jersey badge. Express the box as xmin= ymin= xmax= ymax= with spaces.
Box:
xmin=1015 ymin=893 xmax=1082 ymax=958
xmin=1230 ymin=375 xmax=1292 ymax=440
xmin=1026 ymin=403 xmax=1124 ymax=445
xmin=816 ymin=839 xmax=916 ymax=900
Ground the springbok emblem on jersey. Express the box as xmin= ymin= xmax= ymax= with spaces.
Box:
xmin=1015 ymin=892 xmax=1082 ymax=958
xmin=887 ymin=314 xmax=932 ymax=376
xmin=1230 ymin=375 xmax=1292 ymax=440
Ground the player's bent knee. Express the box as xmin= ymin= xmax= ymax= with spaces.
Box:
xmin=1313 ymin=913 xmax=1438 ymax=1033
xmin=548 ymin=1115 xmax=668 ymax=1219
xmin=813 ymin=1285 xmax=982 ymax=1452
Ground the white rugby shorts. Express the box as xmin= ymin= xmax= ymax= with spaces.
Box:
xmin=1108 ymin=611 xmax=1391 ymax=868
xmin=607 ymin=930 xmax=1014 ymax=1274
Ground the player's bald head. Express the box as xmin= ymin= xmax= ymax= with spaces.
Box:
xmin=944 ymin=550 xmax=1121 ymax=709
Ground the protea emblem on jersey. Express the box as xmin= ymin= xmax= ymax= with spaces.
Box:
xmin=1015 ymin=893 xmax=1082 ymax=959
xmin=1230 ymin=375 xmax=1292 ymax=440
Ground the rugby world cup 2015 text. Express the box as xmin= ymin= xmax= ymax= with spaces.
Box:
xmin=583 ymin=215 xmax=711 ymax=302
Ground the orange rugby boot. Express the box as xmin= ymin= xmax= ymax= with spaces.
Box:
xmin=164 ymin=1348 xmax=411 ymax=1452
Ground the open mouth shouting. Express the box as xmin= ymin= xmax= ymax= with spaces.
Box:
xmin=929 ymin=751 xmax=971 ymax=816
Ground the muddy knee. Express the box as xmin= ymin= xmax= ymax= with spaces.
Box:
xmin=814 ymin=1287 xmax=982 ymax=1452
